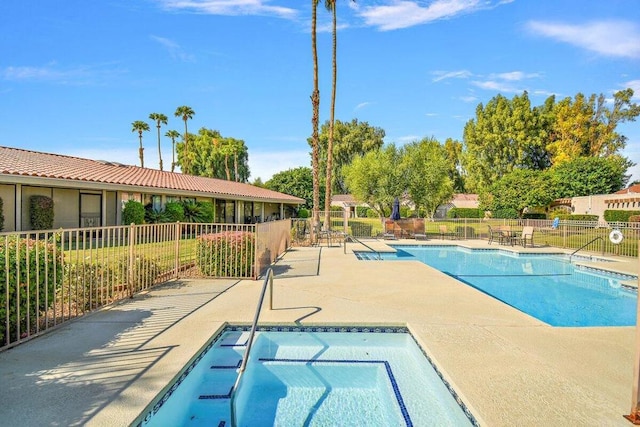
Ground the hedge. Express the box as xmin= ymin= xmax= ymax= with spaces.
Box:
xmin=522 ymin=213 xmax=547 ymax=219
xmin=492 ymin=208 xmax=518 ymax=219
xmin=196 ymin=231 xmax=255 ymax=277
xmin=0 ymin=236 xmax=63 ymax=345
xmin=447 ymin=208 xmax=483 ymax=218
xmin=29 ymin=195 xmax=54 ymax=230
xmin=555 ymin=214 xmax=599 ymax=221
xmin=603 ymin=210 xmax=640 ymax=222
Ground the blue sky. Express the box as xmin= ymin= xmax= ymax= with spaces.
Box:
xmin=1 ymin=0 xmax=639 ymax=183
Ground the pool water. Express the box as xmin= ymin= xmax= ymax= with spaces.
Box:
xmin=371 ymin=246 xmax=637 ymax=327
xmin=138 ymin=326 xmax=477 ymax=427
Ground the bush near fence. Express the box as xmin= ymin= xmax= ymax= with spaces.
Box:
xmin=0 ymin=236 xmax=63 ymax=345
xmin=196 ymin=231 xmax=255 ymax=277
xmin=604 ymin=210 xmax=640 ymax=222
xmin=447 ymin=208 xmax=483 ymax=218
xmin=556 ymin=214 xmax=599 ymax=221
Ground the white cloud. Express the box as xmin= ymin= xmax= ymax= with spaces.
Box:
xmin=157 ymin=0 xmax=298 ymax=19
xmin=150 ymin=35 xmax=196 ymax=62
xmin=459 ymin=95 xmax=478 ymax=103
xmin=489 ymin=71 xmax=540 ymax=81
xmin=432 ymin=70 xmax=472 ymax=82
xmin=2 ymin=63 xmax=125 ymax=85
xmin=358 ymin=0 xmax=508 ymax=31
xmin=526 ymin=20 xmax=640 ymax=59
xmin=354 ymin=101 xmax=372 ymax=111
xmin=622 ymin=80 xmax=640 ymax=100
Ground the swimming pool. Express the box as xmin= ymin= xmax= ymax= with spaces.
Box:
xmin=358 ymin=245 xmax=636 ymax=327
xmin=136 ymin=325 xmax=478 ymax=426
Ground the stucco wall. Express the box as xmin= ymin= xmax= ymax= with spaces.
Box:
xmin=0 ymin=184 xmax=16 ymax=232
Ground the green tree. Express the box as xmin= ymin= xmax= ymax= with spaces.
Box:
xmin=316 ymin=118 xmax=386 ymax=194
xmin=165 ymin=129 xmax=181 ymax=172
xmin=131 ymin=120 xmax=150 ymax=168
xmin=549 ymin=156 xmax=629 ymax=197
xmin=443 ymin=138 xmax=465 ymax=192
xmin=547 ymin=89 xmax=640 ymax=164
xmin=174 ymin=105 xmax=195 ymax=173
xmin=149 ymin=113 xmax=168 ymax=171
xmin=343 ymin=144 xmax=404 ymax=217
xmin=481 ymin=169 xmax=555 ymax=218
xmin=401 ymin=138 xmax=454 ymax=219
xmin=462 ymin=92 xmax=550 ymax=192
xmin=122 ymin=200 xmax=145 ymax=224
xmin=266 ymin=167 xmax=319 ymax=209
xmin=181 ymin=128 xmax=250 ymax=181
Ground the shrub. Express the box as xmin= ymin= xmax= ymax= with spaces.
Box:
xmin=181 ymin=201 xmax=205 ymax=223
xmin=447 ymin=208 xmax=483 ymax=218
xmin=64 ymin=261 xmax=114 ymax=312
xmin=522 ymin=213 xmax=547 ymax=219
xmin=30 ymin=195 xmax=54 ymax=230
xmin=196 ymin=231 xmax=255 ymax=277
xmin=355 ymin=206 xmax=369 ymax=218
xmin=400 ymin=206 xmax=411 ymax=218
xmin=555 ymin=214 xmax=599 ymax=221
xmin=366 ymin=209 xmax=379 ymax=218
xmin=145 ymin=208 xmax=169 ymax=224
xmin=122 ymin=200 xmax=145 ymax=225
xmin=628 ymin=215 xmax=640 ymax=222
xmin=330 ymin=205 xmax=343 ymax=212
xmin=604 ymin=210 xmax=640 ymax=222
xmin=492 ymin=208 xmax=518 ymax=219
xmin=0 ymin=236 xmax=63 ymax=345
xmin=164 ymin=202 xmax=185 ymax=222
xmin=0 ymin=197 xmax=4 ymax=231
xmin=297 ymin=208 xmax=309 ymax=218
xmin=198 ymin=201 xmax=215 ymax=223
xmin=116 ymin=255 xmax=162 ymax=293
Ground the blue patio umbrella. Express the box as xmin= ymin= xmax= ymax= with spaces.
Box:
xmin=391 ymin=197 xmax=401 ymax=220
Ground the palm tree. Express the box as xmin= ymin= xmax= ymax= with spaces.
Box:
xmin=174 ymin=106 xmax=195 ymax=173
xmin=131 ymin=120 xmax=150 ymax=168
xmin=165 ymin=130 xmax=180 ymax=172
xmin=310 ymin=0 xmax=321 ymax=241
xmin=149 ymin=113 xmax=168 ymax=171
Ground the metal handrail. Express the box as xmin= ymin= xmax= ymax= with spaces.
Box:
xmin=229 ymin=268 xmax=274 ymax=426
xmin=568 ymin=237 xmax=604 ymax=263
xmin=343 ymin=234 xmax=382 ymax=260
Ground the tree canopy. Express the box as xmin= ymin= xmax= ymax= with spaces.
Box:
xmin=177 ymin=127 xmax=250 ymax=181
xmin=315 ymin=118 xmax=385 ymax=194
xmin=266 ymin=166 xmax=319 ymax=209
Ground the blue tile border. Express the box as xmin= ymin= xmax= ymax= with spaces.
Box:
xmin=136 ymin=324 xmax=479 ymax=427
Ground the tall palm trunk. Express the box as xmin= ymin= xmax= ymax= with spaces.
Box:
xmin=183 ymin=120 xmax=189 ymax=172
xmin=324 ymin=1 xmax=337 ymax=230
xmin=311 ymin=0 xmax=321 ymax=240
xmin=138 ymin=132 xmax=144 ymax=168
xmin=156 ymin=124 xmax=163 ymax=171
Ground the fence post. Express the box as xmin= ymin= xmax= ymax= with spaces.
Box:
xmin=625 ymin=240 xmax=640 ymax=423
xmin=343 ymin=209 xmax=349 ymax=235
xmin=174 ymin=222 xmax=181 ymax=279
xmin=128 ymin=223 xmax=135 ymax=298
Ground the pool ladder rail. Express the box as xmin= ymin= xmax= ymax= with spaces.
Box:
xmin=344 ymin=234 xmax=382 ymax=260
xmin=568 ymin=236 xmax=604 ymax=264
xmin=229 ymin=267 xmax=274 ymax=427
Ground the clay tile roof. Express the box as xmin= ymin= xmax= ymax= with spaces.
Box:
xmin=615 ymin=184 xmax=640 ymax=195
xmin=0 ymin=146 xmax=304 ymax=203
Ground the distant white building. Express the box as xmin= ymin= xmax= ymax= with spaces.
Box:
xmin=571 ymin=184 xmax=640 ymax=221
xmin=330 ymin=194 xmax=369 ymax=217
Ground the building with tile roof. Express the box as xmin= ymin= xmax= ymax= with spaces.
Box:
xmin=0 ymin=146 xmax=304 ymax=232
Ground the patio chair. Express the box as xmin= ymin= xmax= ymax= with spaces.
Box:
xmin=515 ymin=226 xmax=535 ymax=247
xmin=487 ymin=225 xmax=503 ymax=245
xmin=439 ymin=225 xmax=456 ymax=240
xmin=499 ymin=225 xmax=516 ymax=246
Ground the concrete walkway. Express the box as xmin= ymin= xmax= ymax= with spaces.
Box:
xmin=0 ymin=239 xmax=636 ymax=426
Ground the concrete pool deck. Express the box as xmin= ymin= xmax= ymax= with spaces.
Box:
xmin=0 ymin=239 xmax=636 ymax=426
